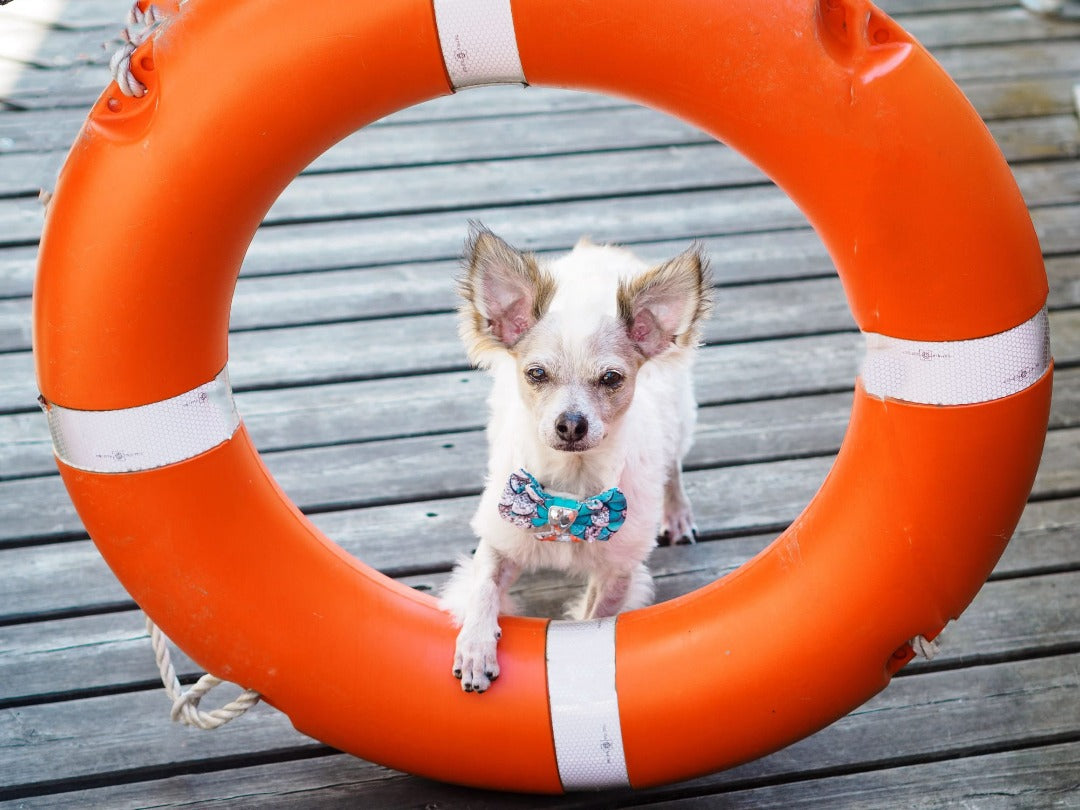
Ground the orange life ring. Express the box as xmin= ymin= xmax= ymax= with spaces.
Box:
xmin=34 ymin=0 xmax=1052 ymax=793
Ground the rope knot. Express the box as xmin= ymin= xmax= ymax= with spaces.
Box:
xmin=147 ymin=616 xmax=261 ymax=731
xmin=109 ymin=3 xmax=169 ymax=97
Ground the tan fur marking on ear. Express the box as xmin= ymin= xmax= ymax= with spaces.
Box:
xmin=617 ymin=244 xmax=714 ymax=356
xmin=456 ymin=224 xmax=556 ymax=367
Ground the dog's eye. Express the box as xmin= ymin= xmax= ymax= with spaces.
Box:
xmin=599 ymin=370 xmax=624 ymax=389
xmin=525 ymin=366 xmax=548 ymax=384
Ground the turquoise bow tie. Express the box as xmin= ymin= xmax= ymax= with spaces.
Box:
xmin=498 ymin=469 xmax=627 ymax=542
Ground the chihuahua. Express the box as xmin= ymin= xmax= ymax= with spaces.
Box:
xmin=440 ymin=225 xmax=712 ymax=693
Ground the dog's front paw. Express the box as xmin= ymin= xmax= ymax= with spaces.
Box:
xmin=660 ymin=471 xmax=697 ymax=546
xmin=452 ymin=624 xmax=501 ymax=693
xmin=659 ymin=504 xmax=697 ymax=546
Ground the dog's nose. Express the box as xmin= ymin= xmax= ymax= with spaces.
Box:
xmin=556 ymin=411 xmax=589 ymax=442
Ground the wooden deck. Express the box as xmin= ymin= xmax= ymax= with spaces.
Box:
xmin=2 ymin=0 xmax=1079 ymax=806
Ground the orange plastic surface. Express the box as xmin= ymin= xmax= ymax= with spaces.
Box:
xmin=34 ymin=0 xmax=1051 ymax=794
xmin=57 ymin=427 xmax=560 ymax=792
xmin=617 ymin=374 xmax=1051 ymax=786
xmin=512 ymin=0 xmax=1047 ymax=340
xmin=35 ymin=0 xmax=453 ymax=410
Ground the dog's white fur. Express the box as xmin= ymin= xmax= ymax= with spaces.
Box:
xmin=440 ymin=226 xmax=711 ymax=693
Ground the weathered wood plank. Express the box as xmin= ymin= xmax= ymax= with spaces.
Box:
xmin=170 ymin=194 xmax=1080 ymax=279
xmin=1 ymin=309 xmax=1077 ymax=535
xmin=4 ymin=62 xmax=1075 ymax=189
xmin=4 ymin=555 xmax=1077 ymax=705
xmin=0 ymin=85 xmax=622 ymax=161
xmin=0 ymin=4 xmax=1075 ymax=807
xmin=0 ymin=19 xmax=117 ymax=70
xmin=11 ymin=0 xmax=1014 ymax=39
xmin=646 ymin=743 xmax=1080 ymax=810
xmin=3 ymin=357 xmax=1077 ymax=601
xmin=4 ymin=225 xmax=836 ymax=302
xmin=933 ymin=39 xmax=1080 ymax=83
xmin=898 ymin=6 xmax=1080 ymax=49
xmin=1 ymin=1 xmax=126 ymax=31
xmin=2 ymin=337 xmax=1077 ymax=486
xmin=5 ymin=287 xmax=1078 ymax=415
xmin=0 ymin=258 xmax=859 ymax=357
xmin=0 ymin=61 xmax=105 ymax=110
xmin=315 ymin=657 xmax=1080 ymax=809
xmin=3 ymin=290 xmax=860 ymax=413
xmin=0 ymin=412 xmax=844 ymax=545
xmin=7 ymin=164 xmax=808 ymax=250
xmin=962 ymin=73 xmax=1080 ymax=121
xmin=1 ymin=404 xmax=1076 ymax=565
xmin=1 ymin=650 xmax=1076 ymax=801
xmin=8 ymin=741 xmax=1075 ymax=810
xmin=0 ymin=323 xmax=859 ymax=478
xmin=4 ymin=202 xmax=1077 ymax=313
xmin=3 ymin=155 xmax=1077 ymax=306
xmin=1 ymin=21 xmax=1077 ymax=145
xmin=335 ymin=741 xmax=1080 ymax=810
xmin=0 ymin=2 xmax=1070 ymax=95
xmin=0 ymin=246 xmax=35 ymax=296
xmin=879 ymin=0 xmax=1028 ymax=11
xmin=5 ymin=6 xmax=1066 ymax=73
xmin=0 ymin=226 xmax=885 ymax=307
xmin=5 ymin=30 xmax=1078 ymax=112
xmin=3 ymin=110 xmax=1077 ymax=244
xmin=6 ymin=140 xmax=1078 ymax=248
xmin=4 ymin=206 xmax=1075 ymax=390
xmin=5 ymin=477 xmax=1078 ymax=627
xmin=0 ymin=72 xmax=972 ymax=198
xmin=1 ymin=224 xmax=1075 ymax=358
xmin=0 ymin=689 xmax=315 ymax=797
xmin=2 ymin=240 xmax=1077 ymax=351
xmin=3 ymin=5 xmax=1076 ymax=115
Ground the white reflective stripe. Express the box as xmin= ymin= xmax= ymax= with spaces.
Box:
xmin=44 ymin=368 xmax=240 ymax=473
xmin=432 ymin=0 xmax=525 ymax=89
xmin=861 ymin=308 xmax=1050 ymax=405
xmin=546 ymin=618 xmax=629 ymax=790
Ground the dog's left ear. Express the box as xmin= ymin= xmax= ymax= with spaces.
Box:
xmin=618 ymin=245 xmax=712 ymax=358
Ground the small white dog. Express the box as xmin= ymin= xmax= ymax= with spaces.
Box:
xmin=440 ymin=225 xmax=711 ymax=693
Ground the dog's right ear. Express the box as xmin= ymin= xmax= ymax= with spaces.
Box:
xmin=458 ymin=225 xmax=553 ymax=363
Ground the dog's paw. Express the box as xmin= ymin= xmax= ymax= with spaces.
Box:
xmin=452 ymin=625 xmax=501 ymax=693
xmin=658 ymin=505 xmax=697 ymax=546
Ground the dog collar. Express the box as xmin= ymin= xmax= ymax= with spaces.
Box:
xmin=498 ymin=468 xmax=627 ymax=542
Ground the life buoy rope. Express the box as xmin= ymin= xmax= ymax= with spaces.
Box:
xmin=109 ymin=2 xmax=170 ymax=98
xmin=34 ymin=0 xmax=1052 ymax=793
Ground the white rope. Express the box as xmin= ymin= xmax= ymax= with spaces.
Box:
xmin=911 ymin=634 xmax=941 ymax=661
xmin=108 ymin=3 xmax=167 ymax=98
xmin=146 ymin=615 xmax=262 ymax=730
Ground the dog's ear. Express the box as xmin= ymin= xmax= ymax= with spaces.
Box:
xmin=458 ymin=225 xmax=554 ymax=362
xmin=618 ymin=244 xmax=713 ymax=358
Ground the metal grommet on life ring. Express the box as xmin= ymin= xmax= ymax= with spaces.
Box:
xmin=34 ymin=0 xmax=1052 ymax=793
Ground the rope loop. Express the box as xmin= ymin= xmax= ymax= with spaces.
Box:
xmin=146 ymin=615 xmax=262 ymax=731
xmin=911 ymin=634 xmax=942 ymax=661
xmin=109 ymin=3 xmax=168 ymax=98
